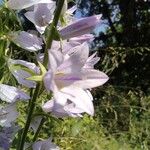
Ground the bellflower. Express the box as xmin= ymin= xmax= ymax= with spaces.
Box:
xmin=0 ymin=104 xmax=18 ymax=127
xmin=9 ymin=31 xmax=43 ymax=52
xmin=0 ymin=84 xmax=30 ymax=103
xmin=32 ymin=138 xmax=60 ymax=150
xmin=25 ymin=2 xmax=56 ymax=34
xmin=7 ymin=0 xmax=54 ymax=10
xmin=42 ymin=88 xmax=94 ymax=117
xmin=44 ymin=42 xmax=108 ymax=91
xmin=59 ymin=15 xmax=102 ymax=39
xmin=8 ymin=59 xmax=40 ymax=88
xmin=43 ymin=42 xmax=108 ymax=116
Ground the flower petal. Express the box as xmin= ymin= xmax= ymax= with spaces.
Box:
xmin=25 ymin=3 xmax=55 ymax=33
xmin=42 ymin=100 xmax=70 ymax=118
xmin=7 ymin=0 xmax=53 ymax=10
xmin=12 ymin=70 xmax=37 ymax=88
xmin=10 ymin=31 xmax=43 ymax=52
xmin=43 ymin=87 xmax=94 ymax=117
xmin=8 ymin=59 xmax=40 ymax=73
xmin=84 ymin=52 xmax=100 ymax=69
xmin=0 ymin=104 xmax=18 ymax=127
xmin=57 ymin=42 xmax=89 ymax=74
xmin=70 ymin=34 xmax=94 ymax=43
xmin=72 ymin=69 xmax=109 ymax=89
xmin=43 ymin=70 xmax=56 ymax=92
xmin=60 ymin=87 xmax=94 ymax=116
xmin=0 ymin=84 xmax=30 ymax=103
xmin=62 ymin=41 xmax=81 ymax=55
xmin=55 ymin=69 xmax=108 ymax=89
xmin=48 ymin=48 xmax=64 ymax=72
xmin=8 ymin=59 xmax=39 ymax=88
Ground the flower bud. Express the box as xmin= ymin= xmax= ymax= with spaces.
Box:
xmin=60 ymin=15 xmax=102 ymax=39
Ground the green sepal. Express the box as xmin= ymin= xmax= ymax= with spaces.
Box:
xmin=26 ymin=75 xmax=43 ymax=82
xmin=38 ymin=61 xmax=47 ymax=75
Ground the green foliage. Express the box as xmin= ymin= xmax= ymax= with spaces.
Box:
xmin=13 ymin=86 xmax=150 ymax=150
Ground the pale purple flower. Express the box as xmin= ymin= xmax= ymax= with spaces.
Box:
xmin=10 ymin=31 xmax=43 ymax=51
xmin=43 ymin=42 xmax=108 ymax=116
xmin=0 ymin=84 xmax=30 ymax=103
xmin=32 ymin=139 xmax=60 ymax=150
xmin=25 ymin=2 xmax=56 ymax=34
xmin=44 ymin=42 xmax=108 ymax=91
xmin=0 ymin=104 xmax=18 ymax=127
xmin=7 ymin=0 xmax=54 ymax=10
xmin=59 ymin=15 xmax=102 ymax=39
xmin=42 ymin=87 xmax=94 ymax=117
xmin=8 ymin=59 xmax=40 ymax=88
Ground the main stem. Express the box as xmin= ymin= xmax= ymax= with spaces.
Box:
xmin=18 ymin=84 xmax=41 ymax=150
xmin=43 ymin=0 xmax=65 ymax=66
xmin=18 ymin=1 xmax=65 ymax=149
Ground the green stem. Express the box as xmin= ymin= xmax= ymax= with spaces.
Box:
xmin=18 ymin=83 xmax=41 ymax=150
xmin=43 ymin=0 xmax=65 ymax=66
xmin=32 ymin=117 xmax=46 ymax=142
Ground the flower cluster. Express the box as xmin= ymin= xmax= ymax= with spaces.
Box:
xmin=0 ymin=0 xmax=109 ymax=149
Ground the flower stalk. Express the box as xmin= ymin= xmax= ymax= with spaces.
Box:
xmin=18 ymin=83 xmax=41 ymax=150
xmin=43 ymin=0 xmax=65 ymax=67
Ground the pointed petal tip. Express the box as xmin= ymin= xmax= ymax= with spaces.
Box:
xmin=95 ymin=14 xmax=102 ymax=20
xmin=42 ymin=100 xmax=54 ymax=113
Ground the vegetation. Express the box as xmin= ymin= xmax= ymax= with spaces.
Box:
xmin=0 ymin=0 xmax=150 ymax=149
